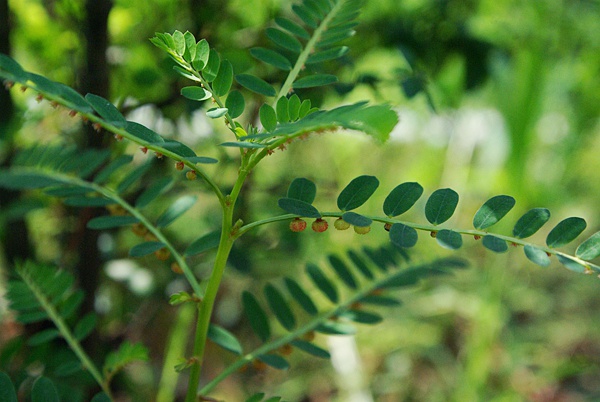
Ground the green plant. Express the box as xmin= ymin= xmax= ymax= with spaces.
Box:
xmin=1 ymin=0 xmax=599 ymax=401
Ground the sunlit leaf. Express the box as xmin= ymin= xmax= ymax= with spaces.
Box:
xmin=84 ymin=93 xmax=126 ymax=127
xmin=103 ymin=341 xmax=149 ymax=377
xmin=87 ymin=216 xmax=139 ymax=230
xmin=181 ymin=86 xmax=212 ymax=101
xmin=298 ymin=99 xmax=312 ymax=118
xmin=278 ymin=197 xmax=321 ymax=218
xmin=235 ymin=74 xmax=277 ymax=97
xmin=576 ymin=231 xmax=600 ymax=260
xmin=306 ymin=263 xmax=338 ymax=303
xmin=546 ymin=217 xmax=587 ymax=248
xmin=129 ymin=241 xmax=166 ymax=257
xmin=250 ymin=47 xmax=292 ymax=71
xmin=512 ymin=208 xmax=551 ymax=238
xmin=306 ymin=46 xmax=349 ymax=64
xmin=226 ymin=90 xmax=245 ymax=118
xmin=206 ymin=107 xmax=228 ymax=118
xmin=156 ymin=195 xmax=197 ymax=228
xmin=0 ymin=53 xmax=27 ymax=81
xmin=482 ymin=235 xmax=508 ymax=253
xmin=266 ymin=27 xmax=302 ymax=53
xmin=193 ymin=39 xmax=210 ymax=70
xmin=183 ymin=31 xmax=196 ymax=62
xmin=337 ymin=175 xmax=379 ymax=211
xmin=473 ymin=195 xmax=516 ymax=230
xmin=220 ymin=141 xmax=266 ymax=149
xmin=557 ymin=254 xmax=587 ymax=273
xmin=383 ymin=182 xmax=423 ymax=217
xmin=435 ymin=229 xmax=462 ymax=250
xmin=264 ymin=284 xmax=295 ymax=331
xmin=287 ymin=178 xmax=316 ymax=203
xmin=284 ymin=277 xmax=318 ymax=315
xmin=259 ymin=104 xmax=277 ymax=132
xmin=125 ymin=121 xmax=165 ymax=144
xmin=524 ymin=245 xmax=550 ymax=267
xmin=172 ymin=30 xmax=185 ymax=56
xmin=389 ymin=223 xmax=418 ymax=248
xmin=208 ymin=324 xmax=242 ymax=355
xmin=288 ymin=95 xmax=301 ymax=121
xmin=293 ymin=74 xmax=338 ymax=89
xmin=275 ymin=17 xmax=310 ymax=39
xmin=425 ymin=188 xmax=459 ymax=225
xmin=242 ymin=291 xmax=270 ymax=342
xmin=276 ymin=96 xmax=290 ymax=123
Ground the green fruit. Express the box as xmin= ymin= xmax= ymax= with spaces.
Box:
xmin=334 ymin=218 xmax=351 ymax=230
xmin=353 ymin=225 xmax=371 ymax=235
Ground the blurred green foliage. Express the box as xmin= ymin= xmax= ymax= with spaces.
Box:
xmin=1 ymin=0 xmax=599 ymax=400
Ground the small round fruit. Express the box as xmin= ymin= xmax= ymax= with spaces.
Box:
xmin=334 ymin=218 xmax=351 ymax=230
xmin=186 ymin=170 xmax=197 ymax=180
xmin=155 ymin=248 xmax=171 ymax=261
xmin=289 ymin=218 xmax=307 ymax=232
xmin=312 ymin=218 xmax=328 ymax=233
xmin=353 ymin=225 xmax=371 ymax=235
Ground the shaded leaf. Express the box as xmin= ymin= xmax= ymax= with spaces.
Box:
xmin=208 ymin=324 xmax=242 ymax=355
xmin=32 ymin=377 xmax=59 ymax=402
xmin=28 ymin=329 xmax=60 ymax=346
xmin=203 ymin=49 xmax=220 ymax=82
xmin=290 ymin=340 xmax=330 ymax=359
xmin=287 ymin=178 xmax=317 ymax=204
xmin=0 ymin=372 xmax=18 ymax=402
xmin=185 ymin=231 xmax=221 ymax=256
xmin=259 ymin=104 xmax=277 ymax=132
xmin=135 ymin=177 xmax=173 ymax=208
xmin=315 ymin=320 xmax=356 ymax=335
xmin=0 ymin=53 xmax=27 ymax=80
xmin=546 ymin=217 xmax=587 ymax=248
xmin=425 ymin=188 xmax=459 ymax=225
xmin=220 ymin=141 xmax=266 ymax=149
xmin=264 ymin=284 xmax=296 ymax=331
xmin=85 ymin=93 xmax=126 ymax=127
xmin=383 ymin=182 xmax=423 ymax=217
xmin=226 ymin=90 xmax=245 ymax=118
xmin=87 ymin=216 xmax=139 ymax=230
xmin=293 ymin=74 xmax=338 ymax=89
xmin=94 ymin=155 xmax=133 ymax=184
xmin=258 ymin=354 xmax=289 ymax=370
xmin=156 ymin=195 xmax=197 ymax=228
xmin=473 ymin=195 xmax=516 ymax=230
xmin=242 ymin=291 xmax=270 ymax=342
xmin=337 ymin=175 xmax=379 ymax=211
xmin=91 ymin=393 xmax=111 ymax=402
xmin=339 ymin=309 xmax=383 ymax=324
xmin=347 ymin=250 xmax=373 ymax=279
xmin=292 ymin=4 xmax=318 ymax=28
xmin=266 ymin=27 xmax=302 ymax=53
xmin=435 ymin=229 xmax=462 ymax=250
xmin=0 ymin=172 xmax=62 ymax=189
xmin=73 ymin=312 xmax=96 ymax=340
xmin=161 ymin=140 xmax=197 ymax=157
xmin=306 ymin=263 xmax=338 ymax=303
xmin=389 ymin=223 xmax=418 ymax=248
xmin=360 ymin=295 xmax=402 ymax=307
xmin=129 ymin=241 xmax=166 ymax=257
xmin=328 ymin=255 xmax=357 ymax=289
xmin=278 ymin=197 xmax=321 ymax=218
xmin=512 ymin=208 xmax=551 ymax=238
xmin=104 ymin=341 xmax=149 ymax=376
xmin=117 ymin=161 xmax=153 ymax=193
xmin=524 ymin=245 xmax=550 ymax=267
xmin=482 ymin=235 xmax=508 ymax=253
xmin=284 ymin=277 xmax=318 ymax=315
xmin=213 ymin=60 xmax=234 ymax=96
xmin=342 ymin=212 xmax=372 ymax=227
xmin=245 ymin=394 xmax=265 ymax=402
xmin=299 ymin=99 xmax=312 ymax=118
xmin=576 ymin=231 xmax=600 ymax=260
xmin=235 ymin=74 xmax=276 ymax=97
xmin=250 ymin=47 xmax=292 ymax=71
xmin=187 ymin=156 xmax=218 ymax=164
xmin=181 ymin=86 xmax=212 ymax=101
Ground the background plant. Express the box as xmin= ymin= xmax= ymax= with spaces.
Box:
xmin=0 ymin=0 xmax=599 ymax=401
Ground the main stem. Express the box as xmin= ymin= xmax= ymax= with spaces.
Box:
xmin=184 ymin=168 xmax=249 ymax=402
